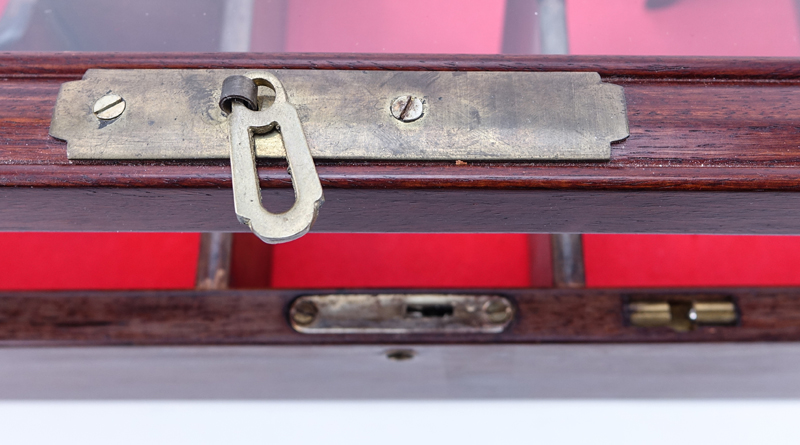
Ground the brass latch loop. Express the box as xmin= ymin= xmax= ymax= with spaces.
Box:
xmin=223 ymin=73 xmax=324 ymax=244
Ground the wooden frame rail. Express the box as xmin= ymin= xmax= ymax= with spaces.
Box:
xmin=2 ymin=53 xmax=800 ymax=233
xmin=1 ymin=287 xmax=799 ymax=345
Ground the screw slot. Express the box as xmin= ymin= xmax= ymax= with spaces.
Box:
xmin=93 ymin=94 xmax=126 ymax=120
xmin=483 ymin=298 xmax=513 ymax=324
xmin=390 ymin=95 xmax=424 ymax=122
xmin=290 ymin=300 xmax=318 ymax=326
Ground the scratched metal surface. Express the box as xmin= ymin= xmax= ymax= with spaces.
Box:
xmin=50 ymin=69 xmax=628 ymax=161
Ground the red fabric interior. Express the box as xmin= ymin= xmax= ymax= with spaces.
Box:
xmin=0 ymin=233 xmax=199 ymax=290
xmin=272 ymin=234 xmax=531 ymax=289
xmin=2 ymin=0 xmax=800 ymax=290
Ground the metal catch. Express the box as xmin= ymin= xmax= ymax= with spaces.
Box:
xmin=289 ymin=294 xmax=515 ymax=334
xmin=222 ymin=73 xmax=323 ymax=243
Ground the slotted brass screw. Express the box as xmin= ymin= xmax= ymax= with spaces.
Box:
xmin=390 ymin=95 xmax=424 ymax=122
xmin=291 ymin=300 xmax=318 ymax=326
xmin=93 ymin=94 xmax=126 ymax=120
xmin=484 ymin=298 xmax=513 ymax=324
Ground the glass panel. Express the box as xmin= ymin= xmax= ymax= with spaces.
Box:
xmin=2 ymin=0 xmax=799 ymax=289
xmin=1 ymin=0 xmax=797 ymax=56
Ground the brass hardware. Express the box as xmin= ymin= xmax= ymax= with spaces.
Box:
xmin=225 ymin=73 xmax=323 ymax=243
xmin=628 ymin=302 xmax=673 ymax=327
xmin=689 ymin=301 xmax=739 ymax=325
xmin=219 ymin=75 xmax=259 ymax=113
xmin=484 ymin=298 xmax=514 ymax=323
xmin=50 ymin=69 xmax=628 ymax=161
xmin=289 ymin=294 xmax=515 ymax=334
xmin=390 ymin=95 xmax=424 ymax=122
xmin=627 ymin=300 xmax=738 ymax=332
xmin=50 ymin=69 xmax=629 ymax=243
xmin=92 ymin=93 xmax=125 ymax=120
xmin=290 ymin=299 xmax=319 ymax=326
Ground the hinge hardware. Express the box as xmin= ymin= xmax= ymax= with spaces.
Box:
xmin=627 ymin=300 xmax=738 ymax=332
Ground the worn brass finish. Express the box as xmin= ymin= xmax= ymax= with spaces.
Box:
xmin=628 ymin=300 xmax=738 ymax=332
xmin=92 ymin=93 xmax=126 ymax=120
xmin=50 ymin=69 xmax=628 ymax=161
xmin=289 ymin=294 xmax=515 ymax=334
xmin=390 ymin=95 xmax=424 ymax=122
xmin=219 ymin=75 xmax=258 ymax=113
xmin=227 ymin=72 xmax=323 ymax=244
xmin=628 ymin=302 xmax=672 ymax=328
xmin=290 ymin=299 xmax=319 ymax=326
xmin=690 ymin=301 xmax=738 ymax=325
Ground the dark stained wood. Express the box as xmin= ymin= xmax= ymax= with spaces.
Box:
xmin=6 ymin=188 xmax=800 ymax=234
xmin=3 ymin=53 xmax=800 ymax=232
xmin=0 ymin=287 xmax=798 ymax=345
xmin=2 ymin=53 xmax=800 ymax=79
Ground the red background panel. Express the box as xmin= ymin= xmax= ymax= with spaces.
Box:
xmin=585 ymin=235 xmax=800 ymax=288
xmin=272 ymin=234 xmax=531 ymax=288
xmin=0 ymin=233 xmax=199 ymax=290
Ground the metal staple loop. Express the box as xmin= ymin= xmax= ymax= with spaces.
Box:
xmin=223 ymin=72 xmax=324 ymax=244
xmin=219 ymin=75 xmax=259 ymax=113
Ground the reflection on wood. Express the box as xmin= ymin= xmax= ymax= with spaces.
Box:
xmin=0 ymin=287 xmax=798 ymax=345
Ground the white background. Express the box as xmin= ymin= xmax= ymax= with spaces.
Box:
xmin=1 ymin=401 xmax=799 ymax=445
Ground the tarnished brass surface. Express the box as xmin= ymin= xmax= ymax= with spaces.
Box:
xmin=690 ymin=301 xmax=738 ymax=325
xmin=50 ymin=69 xmax=628 ymax=161
xmin=226 ymin=72 xmax=323 ymax=244
xmin=628 ymin=300 xmax=739 ymax=332
xmin=628 ymin=302 xmax=672 ymax=328
xmin=289 ymin=294 xmax=514 ymax=334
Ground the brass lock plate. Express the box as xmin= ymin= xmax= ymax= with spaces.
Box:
xmin=50 ymin=69 xmax=628 ymax=161
xmin=289 ymin=294 xmax=514 ymax=334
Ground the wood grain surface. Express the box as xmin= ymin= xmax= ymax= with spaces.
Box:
xmin=2 ymin=53 xmax=800 ymax=232
xmin=0 ymin=287 xmax=798 ymax=345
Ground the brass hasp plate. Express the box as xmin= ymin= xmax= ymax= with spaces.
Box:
xmin=48 ymin=69 xmax=628 ymax=243
xmin=50 ymin=69 xmax=629 ymax=161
